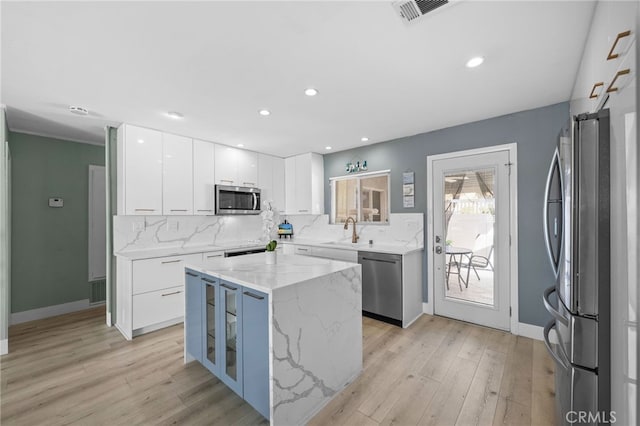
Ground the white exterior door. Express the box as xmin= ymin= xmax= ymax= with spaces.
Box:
xmin=430 ymin=147 xmax=513 ymax=330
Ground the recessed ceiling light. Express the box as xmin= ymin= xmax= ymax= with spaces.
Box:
xmin=69 ymin=105 xmax=89 ymax=116
xmin=259 ymin=109 xmax=271 ymax=116
xmin=237 ymin=144 xmax=244 ymax=148
xmin=137 ymin=139 xmax=145 ymax=144
xmin=325 ymin=146 xmax=332 ymax=150
xmin=305 ymin=88 xmax=318 ymax=97
xmin=466 ymin=56 xmax=484 ymax=68
xmin=167 ymin=111 xmax=184 ymax=119
xmin=361 ymin=137 xmax=369 ymax=142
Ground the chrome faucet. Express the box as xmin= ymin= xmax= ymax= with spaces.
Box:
xmin=344 ymin=217 xmax=359 ymax=243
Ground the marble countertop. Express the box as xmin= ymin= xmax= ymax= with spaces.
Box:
xmin=115 ymin=238 xmax=423 ymax=261
xmin=115 ymin=241 xmax=263 ymax=260
xmin=185 ymin=253 xmax=360 ymax=293
xmin=278 ymin=238 xmax=423 ymax=255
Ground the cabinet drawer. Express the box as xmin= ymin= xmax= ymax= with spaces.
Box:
xmin=294 ymin=245 xmax=313 ymax=256
xmin=202 ymin=251 xmax=224 ymax=262
xmin=132 ymin=285 xmax=184 ymax=330
xmin=132 ymin=254 xmax=200 ymax=294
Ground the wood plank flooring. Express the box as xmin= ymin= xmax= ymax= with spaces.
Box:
xmin=0 ymin=307 xmax=555 ymax=425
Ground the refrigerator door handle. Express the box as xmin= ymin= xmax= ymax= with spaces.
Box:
xmin=543 ymin=286 xmax=569 ymax=327
xmin=544 ymin=319 xmax=570 ymax=371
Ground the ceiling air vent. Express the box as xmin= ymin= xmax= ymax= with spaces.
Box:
xmin=392 ymin=0 xmax=449 ymax=25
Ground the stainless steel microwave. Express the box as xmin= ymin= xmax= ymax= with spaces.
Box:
xmin=215 ymin=185 xmax=261 ymax=215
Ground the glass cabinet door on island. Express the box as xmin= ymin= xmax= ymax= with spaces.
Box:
xmin=220 ymin=280 xmax=243 ymax=396
xmin=201 ymin=275 xmax=220 ymax=375
xmin=185 ymin=270 xmax=203 ymax=363
xmin=185 ymin=272 xmax=270 ymax=419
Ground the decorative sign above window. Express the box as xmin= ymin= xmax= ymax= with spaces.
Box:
xmin=345 ymin=160 xmax=368 ymax=173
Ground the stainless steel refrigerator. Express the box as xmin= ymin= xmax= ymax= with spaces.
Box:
xmin=542 ymin=109 xmax=611 ymax=425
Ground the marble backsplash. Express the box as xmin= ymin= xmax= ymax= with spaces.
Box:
xmin=284 ymin=213 xmax=424 ymax=248
xmin=113 ymin=215 xmax=264 ymax=253
xmin=113 ymin=212 xmax=423 ymax=254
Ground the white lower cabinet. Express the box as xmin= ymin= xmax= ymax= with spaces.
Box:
xmin=116 ymin=253 xmax=200 ymax=340
xmin=202 ymin=251 xmax=224 ymax=262
xmin=132 ymin=286 xmax=184 ymax=329
xmin=290 ymin=244 xmax=357 ymax=263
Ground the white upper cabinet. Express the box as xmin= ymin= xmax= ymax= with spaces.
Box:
xmin=117 ymin=123 xmax=263 ymax=216
xmin=214 ymin=145 xmax=258 ymax=187
xmin=285 ymin=153 xmax=324 ymax=214
xmin=118 ymin=124 xmax=163 ymax=215
xmin=258 ymin=154 xmax=286 ymax=212
xmin=162 ymin=133 xmax=193 ymax=215
xmin=237 ymin=149 xmax=258 ymax=187
xmin=215 ymin=145 xmax=238 ymax=185
xmin=193 ymin=139 xmax=216 ymax=214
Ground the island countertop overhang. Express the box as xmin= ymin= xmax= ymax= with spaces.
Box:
xmin=184 ymin=252 xmax=361 ymax=293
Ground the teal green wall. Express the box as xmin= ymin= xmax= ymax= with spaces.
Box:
xmin=9 ymin=132 xmax=105 ymax=313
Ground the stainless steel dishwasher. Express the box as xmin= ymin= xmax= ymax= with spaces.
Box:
xmin=358 ymin=251 xmax=402 ymax=327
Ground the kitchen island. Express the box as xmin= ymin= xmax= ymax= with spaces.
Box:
xmin=183 ymin=253 xmax=363 ymax=425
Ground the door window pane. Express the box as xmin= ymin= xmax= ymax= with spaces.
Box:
xmin=443 ymin=168 xmax=495 ymax=306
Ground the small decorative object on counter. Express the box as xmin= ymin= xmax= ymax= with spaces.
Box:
xmin=260 ymin=200 xmax=278 ymax=241
xmin=277 ymin=219 xmax=293 ymax=239
xmin=265 ymin=240 xmax=278 ymax=264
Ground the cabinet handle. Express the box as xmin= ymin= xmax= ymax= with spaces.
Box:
xmin=161 ymin=290 xmax=182 ymax=297
xmin=297 ymin=248 xmax=309 ymax=252
xmin=243 ymin=291 xmax=265 ymax=300
xmin=206 ymin=254 xmax=223 ymax=258
xmin=202 ymin=277 xmax=216 ymax=284
xmin=589 ymin=82 xmax=604 ymax=99
xmin=135 ymin=208 xmax=155 ymax=212
xmin=607 ymin=30 xmax=631 ymax=60
xmin=170 ymin=209 xmax=188 ymax=212
xmin=298 ymin=209 xmax=309 ymax=213
xmin=161 ymin=259 xmax=181 ymax=264
xmin=221 ymin=283 xmax=238 ymax=291
xmin=243 ymin=182 xmax=255 ymax=186
xmin=606 ymin=68 xmax=631 ymax=93
xmin=197 ymin=209 xmax=213 ymax=212
xmin=186 ymin=272 xmax=198 ymax=277
xmin=220 ymin=179 xmax=234 ymax=184
xmin=361 ymin=257 xmax=397 ymax=264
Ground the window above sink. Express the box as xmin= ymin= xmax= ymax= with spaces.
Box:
xmin=329 ymin=170 xmax=390 ymax=225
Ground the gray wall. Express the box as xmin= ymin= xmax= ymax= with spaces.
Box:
xmin=323 ymin=102 xmax=569 ymax=327
xmin=9 ymin=132 xmax=105 ymax=313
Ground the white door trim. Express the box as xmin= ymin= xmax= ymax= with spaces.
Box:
xmin=425 ymin=143 xmax=519 ymax=333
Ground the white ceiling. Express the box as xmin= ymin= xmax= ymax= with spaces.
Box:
xmin=1 ymin=1 xmax=595 ymax=157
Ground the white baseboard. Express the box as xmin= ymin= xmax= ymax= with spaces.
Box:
xmin=422 ymin=302 xmax=433 ymax=315
xmin=0 ymin=338 xmax=7 ymax=355
xmin=517 ymin=322 xmax=544 ymax=341
xmin=10 ymin=299 xmax=91 ymax=325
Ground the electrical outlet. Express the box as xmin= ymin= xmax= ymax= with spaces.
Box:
xmin=167 ymin=220 xmax=179 ymax=232
xmin=133 ymin=221 xmax=145 ymax=232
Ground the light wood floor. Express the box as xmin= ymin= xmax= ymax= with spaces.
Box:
xmin=0 ymin=307 xmax=555 ymax=425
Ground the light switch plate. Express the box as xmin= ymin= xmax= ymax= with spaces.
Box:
xmin=133 ymin=221 xmax=145 ymax=232
xmin=48 ymin=198 xmax=63 ymax=208
xmin=167 ymin=220 xmax=179 ymax=232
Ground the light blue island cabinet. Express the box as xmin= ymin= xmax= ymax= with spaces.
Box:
xmin=185 ymin=269 xmax=269 ymax=419
xmin=183 ymin=253 xmax=362 ymax=425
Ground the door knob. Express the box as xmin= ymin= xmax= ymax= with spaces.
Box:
xmin=435 ymin=236 xmax=441 ymax=243
xmin=435 ymin=246 xmax=443 ymax=254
